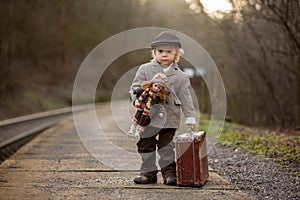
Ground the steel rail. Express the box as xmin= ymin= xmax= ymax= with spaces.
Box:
xmin=0 ymin=104 xmax=93 ymax=162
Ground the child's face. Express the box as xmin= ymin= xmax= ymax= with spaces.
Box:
xmin=154 ymin=45 xmax=177 ymax=67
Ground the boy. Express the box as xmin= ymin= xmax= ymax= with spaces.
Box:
xmin=130 ymin=31 xmax=196 ymax=186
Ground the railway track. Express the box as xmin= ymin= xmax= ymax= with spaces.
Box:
xmin=0 ymin=105 xmax=90 ymax=163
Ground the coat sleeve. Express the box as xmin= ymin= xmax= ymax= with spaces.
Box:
xmin=176 ymin=73 xmax=196 ymax=122
xmin=130 ymin=65 xmax=146 ymax=101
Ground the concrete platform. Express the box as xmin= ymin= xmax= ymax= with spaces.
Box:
xmin=0 ymin=103 xmax=256 ymax=199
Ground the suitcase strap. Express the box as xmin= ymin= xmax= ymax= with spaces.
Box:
xmin=188 ymin=130 xmax=197 ymax=184
xmin=192 ymin=139 xmax=197 ymax=184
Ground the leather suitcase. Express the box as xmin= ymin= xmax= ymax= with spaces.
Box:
xmin=175 ymin=131 xmax=209 ymax=187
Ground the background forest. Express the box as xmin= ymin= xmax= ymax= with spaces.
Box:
xmin=0 ymin=0 xmax=299 ymax=128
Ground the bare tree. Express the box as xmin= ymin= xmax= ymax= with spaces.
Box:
xmin=61 ymin=0 xmax=68 ymax=77
xmin=185 ymin=0 xmax=300 ymax=126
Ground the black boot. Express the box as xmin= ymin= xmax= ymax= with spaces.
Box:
xmin=134 ymin=171 xmax=158 ymax=184
xmin=161 ymin=162 xmax=177 ymax=186
xmin=163 ymin=176 xmax=177 ymax=186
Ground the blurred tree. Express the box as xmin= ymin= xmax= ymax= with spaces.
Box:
xmin=185 ymin=0 xmax=300 ymax=126
xmin=1 ymin=0 xmax=298 ymax=127
xmin=61 ymin=0 xmax=68 ymax=76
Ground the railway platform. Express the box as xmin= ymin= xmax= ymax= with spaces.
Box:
xmin=0 ymin=103 xmax=255 ymax=199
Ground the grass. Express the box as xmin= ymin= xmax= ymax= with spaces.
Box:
xmin=198 ymin=115 xmax=300 ymax=175
xmin=24 ymin=92 xmax=67 ymax=109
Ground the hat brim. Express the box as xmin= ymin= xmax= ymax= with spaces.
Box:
xmin=151 ymin=41 xmax=182 ymax=49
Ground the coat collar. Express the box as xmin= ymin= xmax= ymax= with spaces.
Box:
xmin=151 ymin=60 xmax=163 ymax=73
xmin=152 ymin=60 xmax=179 ymax=77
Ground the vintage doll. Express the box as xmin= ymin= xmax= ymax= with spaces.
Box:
xmin=129 ymin=73 xmax=167 ymax=137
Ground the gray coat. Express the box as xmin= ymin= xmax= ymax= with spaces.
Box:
xmin=131 ymin=60 xmax=196 ymax=128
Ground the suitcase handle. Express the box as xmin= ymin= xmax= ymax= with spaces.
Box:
xmin=175 ymin=131 xmax=205 ymax=143
xmin=187 ymin=128 xmax=193 ymax=136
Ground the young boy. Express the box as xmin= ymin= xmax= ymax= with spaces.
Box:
xmin=130 ymin=31 xmax=196 ymax=186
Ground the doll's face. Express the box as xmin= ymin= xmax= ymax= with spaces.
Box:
xmin=151 ymin=83 xmax=161 ymax=92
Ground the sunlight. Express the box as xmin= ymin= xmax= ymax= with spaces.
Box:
xmin=185 ymin=0 xmax=233 ymax=18
xmin=200 ymin=0 xmax=232 ymax=13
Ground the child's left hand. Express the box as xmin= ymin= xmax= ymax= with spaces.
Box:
xmin=186 ymin=124 xmax=195 ymax=132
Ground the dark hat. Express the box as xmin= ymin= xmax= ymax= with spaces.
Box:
xmin=151 ymin=31 xmax=182 ymax=48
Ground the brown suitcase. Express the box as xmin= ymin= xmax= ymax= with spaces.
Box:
xmin=175 ymin=131 xmax=209 ymax=187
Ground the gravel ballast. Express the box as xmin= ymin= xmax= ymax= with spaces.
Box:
xmin=208 ymin=145 xmax=300 ymax=200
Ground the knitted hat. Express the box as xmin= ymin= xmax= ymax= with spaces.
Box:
xmin=151 ymin=73 xmax=168 ymax=87
xmin=151 ymin=31 xmax=182 ymax=48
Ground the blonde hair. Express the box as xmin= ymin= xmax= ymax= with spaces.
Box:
xmin=151 ymin=47 xmax=184 ymax=63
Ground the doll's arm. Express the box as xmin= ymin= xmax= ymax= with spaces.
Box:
xmin=133 ymin=88 xmax=144 ymax=97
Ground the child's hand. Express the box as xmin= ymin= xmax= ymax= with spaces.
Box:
xmin=186 ymin=124 xmax=195 ymax=132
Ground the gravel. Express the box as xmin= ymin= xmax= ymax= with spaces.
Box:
xmin=208 ymin=145 xmax=300 ymax=200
